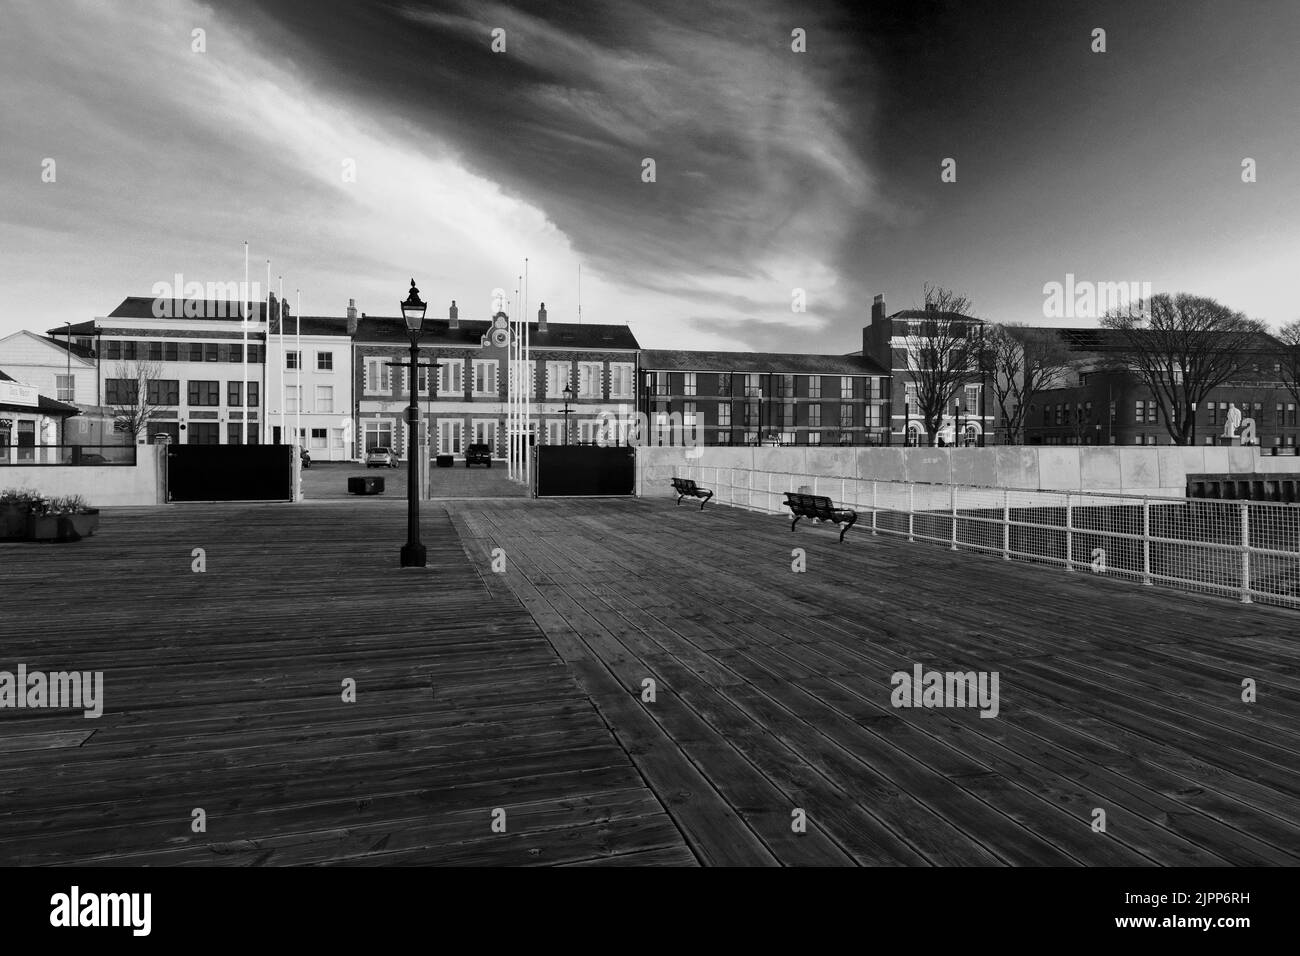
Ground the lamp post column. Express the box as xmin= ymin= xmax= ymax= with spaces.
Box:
xmin=401 ymin=332 xmax=426 ymax=568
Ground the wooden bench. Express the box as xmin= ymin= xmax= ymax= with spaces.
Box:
xmin=671 ymin=477 xmax=714 ymax=509
xmin=784 ymin=492 xmax=858 ymax=542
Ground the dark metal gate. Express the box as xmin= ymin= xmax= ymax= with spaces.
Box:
xmin=533 ymin=446 xmax=635 ymax=497
xmin=167 ymin=445 xmax=294 ymax=502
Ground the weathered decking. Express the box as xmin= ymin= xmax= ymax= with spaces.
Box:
xmin=3 ymin=495 xmax=1299 ymax=865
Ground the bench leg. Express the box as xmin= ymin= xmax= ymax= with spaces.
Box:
xmin=790 ymin=514 xmax=801 ymax=532
xmin=699 ymin=491 xmax=712 ymax=510
xmin=676 ymin=494 xmax=684 ymax=506
xmin=839 ymin=514 xmax=858 ymax=543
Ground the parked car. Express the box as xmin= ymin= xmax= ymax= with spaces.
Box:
xmin=366 ymin=446 xmax=398 ymax=468
xmin=465 ymin=443 xmax=492 ymax=468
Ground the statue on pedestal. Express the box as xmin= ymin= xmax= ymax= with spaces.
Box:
xmin=1223 ymin=402 xmax=1242 ymax=438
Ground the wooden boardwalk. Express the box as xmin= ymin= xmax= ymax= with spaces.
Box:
xmin=455 ymin=496 xmax=1300 ymax=866
xmin=0 ymin=503 xmax=691 ymax=866
xmin=3 ymin=494 xmax=1299 ymax=866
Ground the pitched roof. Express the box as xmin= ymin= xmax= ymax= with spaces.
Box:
xmin=353 ymin=316 xmax=639 ymax=350
xmin=640 ymin=348 xmax=889 ymax=376
xmin=107 ymin=297 xmax=269 ymax=321
xmin=271 ymin=315 xmax=351 ymax=337
xmin=1045 ymin=326 xmax=1284 ymax=354
xmin=40 ymin=335 xmax=97 ymax=359
xmin=888 ymin=309 xmax=984 ymax=324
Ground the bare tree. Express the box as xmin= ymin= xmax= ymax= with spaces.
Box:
xmin=905 ymin=284 xmax=982 ymax=445
xmin=1279 ymin=319 xmax=1300 ymax=410
xmin=1101 ymin=293 xmax=1267 ymax=445
xmin=108 ymin=360 xmax=163 ymax=443
xmin=985 ymin=323 xmax=1072 ymax=444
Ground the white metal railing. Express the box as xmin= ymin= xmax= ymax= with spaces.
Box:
xmin=670 ymin=465 xmax=1300 ymax=610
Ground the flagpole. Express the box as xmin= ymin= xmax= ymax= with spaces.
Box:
xmin=295 ymin=289 xmax=302 ymax=449
xmin=524 ymin=299 xmax=531 ymax=490
xmin=278 ymin=275 xmax=285 ymax=444
xmin=264 ymin=258 xmax=270 ymax=445
xmin=242 ymin=241 xmax=249 ymax=445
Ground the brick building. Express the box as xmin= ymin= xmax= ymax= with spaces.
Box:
xmin=638 ymin=349 xmax=892 ymax=446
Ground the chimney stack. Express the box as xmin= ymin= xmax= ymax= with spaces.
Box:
xmin=538 ymin=302 xmax=547 ymax=333
xmin=346 ymin=298 xmax=358 ymax=336
xmin=449 ymin=299 xmax=459 ymax=329
xmin=871 ymin=293 xmax=885 ymax=324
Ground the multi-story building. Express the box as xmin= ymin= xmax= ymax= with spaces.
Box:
xmin=265 ymin=307 xmax=353 ymax=459
xmin=1024 ymin=328 xmax=1300 ymax=449
xmin=353 ymin=301 xmax=640 ymax=460
xmin=53 ymin=297 xmax=268 ymax=444
xmin=638 ymin=349 xmax=892 ymax=446
xmin=860 ymin=293 xmax=994 ymax=445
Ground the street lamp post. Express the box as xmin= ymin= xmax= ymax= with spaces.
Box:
xmin=562 ymin=382 xmax=574 ymax=446
xmin=399 ymin=279 xmax=427 ymax=569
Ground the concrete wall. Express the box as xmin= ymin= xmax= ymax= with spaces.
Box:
xmin=638 ymin=443 xmax=1298 ymax=499
xmin=0 ymin=444 xmax=166 ymax=506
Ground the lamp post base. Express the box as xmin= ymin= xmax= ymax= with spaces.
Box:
xmin=400 ymin=542 xmax=427 ymax=568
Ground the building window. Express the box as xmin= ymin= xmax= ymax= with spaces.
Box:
xmin=364 ymin=420 xmax=394 ymax=452
xmin=248 ymin=382 xmax=259 ymax=408
xmin=286 ymin=386 xmax=302 ymax=413
xmin=366 ymin=358 xmax=393 ymax=393
xmin=225 ymin=344 xmax=243 ymax=363
xmin=718 ymin=403 xmax=731 ymax=427
xmin=104 ymin=378 xmax=137 ymax=405
xmin=473 ymin=360 xmax=499 ymax=396
xmin=609 ymin=363 xmax=635 ymax=399
xmin=55 ymin=374 xmax=75 ymax=402
xmin=316 ymin=386 xmax=333 ymax=413
xmin=438 ymin=360 xmax=463 ymax=396
xmin=228 ymin=382 xmax=244 ymax=407
xmin=286 ymin=350 xmax=301 ymax=370
xmin=187 ymin=422 xmax=219 ymax=445
xmin=311 ymin=427 xmax=328 ymax=449
xmin=547 ymin=361 xmax=571 ymax=398
xmin=865 ymin=405 xmax=883 ymax=427
xmin=187 ymin=380 xmax=220 ymax=406
xmin=807 ymin=376 xmax=821 ymax=399
xmin=123 ymin=341 xmax=138 ymax=360
xmin=965 ymin=384 xmax=980 ymax=411
xmin=317 ymin=351 xmax=333 ymax=371
xmin=472 ymin=420 xmax=497 ymax=448
xmin=840 ymin=376 xmax=853 ymax=398
xmin=807 ymin=432 xmax=821 ymax=445
xmin=781 ymin=402 xmax=794 ymax=427
xmin=716 ymin=430 xmax=732 ymax=445
xmin=716 ymin=373 xmax=732 ymax=396
xmin=651 ymin=371 xmax=670 ymax=397
xmin=164 ymin=342 xmax=178 ymax=361
xmin=147 ymin=379 xmax=179 ymax=406
xmin=1290 ymin=404 xmax=1298 ymax=427
xmin=683 ymin=403 xmax=698 ymax=430
xmin=578 ymin=362 xmax=602 ymax=398
xmin=682 ymin=372 xmax=697 ymax=397
xmin=743 ymin=401 xmax=760 ymax=427
xmin=840 ymin=404 xmax=853 ymax=428
xmin=776 ymin=374 xmax=794 ymax=398
xmin=744 ymin=374 xmax=762 ymax=398
xmin=148 ymin=341 xmax=163 ymax=361
xmin=808 ymin=405 xmax=821 ymax=428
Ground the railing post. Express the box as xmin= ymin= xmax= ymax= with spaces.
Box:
xmin=950 ymin=484 xmax=958 ymax=551
xmin=1142 ymin=497 xmax=1152 ymax=586
xmin=1064 ymin=492 xmax=1074 ymax=571
xmin=1240 ymin=501 xmax=1252 ymax=604
xmin=1002 ymin=488 xmax=1010 ymax=561
xmin=908 ymin=484 xmax=915 ymax=542
xmin=871 ymin=481 xmax=878 ymax=535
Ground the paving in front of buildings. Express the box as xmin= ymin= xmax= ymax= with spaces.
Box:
xmin=3 ymin=496 xmax=1298 ymax=865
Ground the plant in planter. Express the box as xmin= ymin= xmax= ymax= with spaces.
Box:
xmin=1 ymin=488 xmax=42 ymax=540
xmin=25 ymin=494 xmax=101 ymax=542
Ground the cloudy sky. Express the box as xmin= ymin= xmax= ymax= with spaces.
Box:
xmin=2 ymin=0 xmax=1298 ymax=351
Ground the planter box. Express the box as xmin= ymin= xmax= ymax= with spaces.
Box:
xmin=1 ymin=504 xmax=25 ymax=540
xmin=348 ymin=476 xmax=385 ymax=495
xmin=25 ymin=510 xmax=100 ymax=542
xmin=436 ymin=455 xmax=454 ymax=468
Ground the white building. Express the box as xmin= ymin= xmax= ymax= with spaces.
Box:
xmin=56 ymin=296 xmax=268 ymax=444
xmin=264 ymin=309 xmax=354 ymax=460
xmin=0 ymin=330 xmax=98 ymax=405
